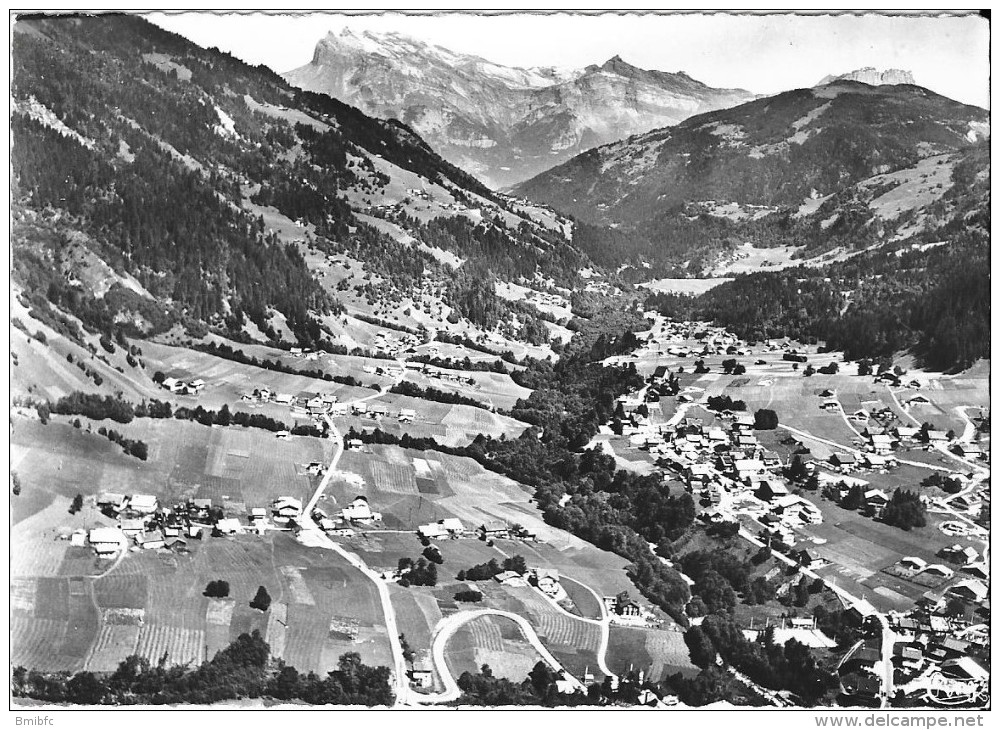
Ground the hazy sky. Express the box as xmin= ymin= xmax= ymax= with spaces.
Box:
xmin=147 ymin=11 xmax=990 ymax=108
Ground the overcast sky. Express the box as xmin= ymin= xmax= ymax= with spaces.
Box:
xmin=147 ymin=10 xmax=990 ymax=108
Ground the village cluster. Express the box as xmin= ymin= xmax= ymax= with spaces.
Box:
xmin=602 ymin=314 xmax=990 ymax=707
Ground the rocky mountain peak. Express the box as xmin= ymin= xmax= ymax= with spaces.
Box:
xmin=818 ymin=67 xmax=917 ymax=87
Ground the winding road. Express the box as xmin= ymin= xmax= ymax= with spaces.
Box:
xmin=414 ymin=608 xmax=587 ymax=705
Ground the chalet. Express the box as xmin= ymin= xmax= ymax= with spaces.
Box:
xmin=535 ymin=568 xmax=560 ymax=596
xmin=940 ymin=544 xmax=979 ymax=565
xmin=819 ymin=389 xmax=835 ymax=398
xmin=736 ymin=433 xmax=757 ymax=448
xmin=851 ymin=409 xmax=870 ymax=422
xmin=161 ymin=376 xmax=182 ymax=392
xmin=706 ymin=427 xmax=727 ymax=443
xmin=275 ymin=431 xmax=291 ymax=440
xmin=493 ymin=571 xmax=528 ymax=587
xmin=650 ymin=365 xmax=669 ymax=384
xmin=129 ymin=494 xmax=159 ymax=514
xmin=439 ymin=518 xmax=465 ymax=536
xmin=369 ymin=404 xmax=388 ymax=418
xmin=479 ymin=520 xmax=509 ymax=539
xmin=119 ymin=518 xmax=145 ymax=537
xmin=164 ymin=536 xmax=188 ymax=550
xmin=953 ymin=444 xmax=984 ymax=459
xmin=907 ymin=395 xmax=931 ymax=406
xmin=330 ymin=404 xmax=349 ymax=416
xmin=876 ymin=372 xmax=900 ymax=385
xmin=842 ymin=674 xmax=880 ymax=701
xmin=686 ymin=463 xmax=714 ymax=488
xmin=761 ymin=451 xmax=782 ymax=469
xmin=89 ymin=527 xmax=125 ymax=555
xmin=863 ymin=489 xmax=890 ymax=515
xmin=306 ymin=395 xmax=328 ymax=414
xmin=733 ymin=458 xmax=765 ymax=483
xmin=417 ymin=522 xmax=448 ymax=540
xmin=926 ymin=430 xmax=948 ymax=443
xmin=963 ymin=563 xmax=988 ymax=580
xmin=190 ymin=498 xmax=213 ymax=515
xmin=97 ymin=492 xmax=127 ymax=512
xmin=893 ymin=426 xmax=919 ymax=442
xmin=352 ymin=402 xmax=368 ymax=415
xmin=305 ymin=462 xmax=325 ymax=476
xmin=347 ymin=439 xmax=363 ymax=451
xmin=899 ymin=556 xmax=927 ymax=571
xmin=796 ymin=500 xmax=823 ymax=524
xmin=250 ymin=508 xmax=267 ymax=522
xmin=756 ymin=480 xmax=790 ymax=501
xmin=138 ymin=531 xmax=165 ymax=550
xmin=863 ymin=453 xmax=888 ymax=469
xmin=341 ymin=496 xmax=381 ymax=523
xmin=941 ymin=657 xmax=989 ymax=683
xmin=733 ymin=413 xmax=755 ymax=431
xmin=188 ymin=379 xmax=206 ymax=394
xmin=398 ymin=408 xmax=417 ymax=423
xmin=215 ymin=518 xmax=242 ymax=535
xmin=272 ymin=497 xmax=302 ymax=519
xmin=870 ymin=434 xmax=894 ymax=454
xmin=163 ymin=526 xmax=181 ymax=538
xmin=613 ymin=595 xmax=642 ymax=618
xmin=920 ymin=564 xmax=954 ymax=580
xmin=947 ymin=579 xmax=988 ymax=603
xmin=820 ymin=400 xmax=839 ymax=411
xmin=408 ymin=667 xmax=434 ymax=689
xmin=830 ymin=453 xmax=857 ymax=469
xmin=274 ymin=393 xmax=294 ymax=406
xmin=792 ymin=549 xmax=818 ymax=567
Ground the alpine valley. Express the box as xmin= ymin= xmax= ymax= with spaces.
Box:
xmin=9 ymin=12 xmax=991 ymax=713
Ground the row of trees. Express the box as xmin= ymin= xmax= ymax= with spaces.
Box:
xmin=11 ymin=631 xmax=392 ymax=706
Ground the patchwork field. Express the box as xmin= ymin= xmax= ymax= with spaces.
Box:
xmin=11 ymin=414 xmax=331 ymax=531
xmin=443 ymin=614 xmax=546 ymax=683
xmin=606 ymin=626 xmax=697 ymax=683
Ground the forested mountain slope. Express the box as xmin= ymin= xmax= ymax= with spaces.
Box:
xmin=515 ymin=81 xmax=989 ymax=274
xmin=11 ymin=13 xmax=583 ymax=353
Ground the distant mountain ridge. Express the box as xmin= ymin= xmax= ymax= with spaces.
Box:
xmin=818 ymin=67 xmax=917 ymax=86
xmin=284 ymin=29 xmax=756 ymax=188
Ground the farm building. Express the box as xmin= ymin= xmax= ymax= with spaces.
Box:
xmin=830 ymin=453 xmax=857 ymax=468
xmin=900 ymin=557 xmax=927 ymax=571
xmin=941 ymin=657 xmax=989 ymax=683
xmin=97 ymin=492 xmax=127 ymax=512
xmin=926 ymin=430 xmax=948 ymax=443
xmin=88 ymin=527 xmax=125 ymax=555
xmin=347 ymin=438 xmax=363 ymax=451
xmin=398 ymin=408 xmax=417 ymax=423
xmin=870 ymin=434 xmax=894 ymax=454
xmin=493 ymin=571 xmax=528 ymax=587
xmin=417 ymin=522 xmax=448 ymax=540
xmin=215 ymin=518 xmax=242 ymax=535
xmin=119 ymin=518 xmax=145 ymax=537
xmin=341 ymin=496 xmax=381 ymax=523
xmin=535 ymin=568 xmax=560 ymax=596
xmin=612 ymin=595 xmax=642 ymax=618
xmin=352 ymin=402 xmax=368 ymax=415
xmin=129 ymin=494 xmax=159 ymax=514
xmin=953 ymin=444 xmax=984 ymax=459
xmin=947 ymin=579 xmax=988 ymax=603
xmin=250 ymin=507 xmax=268 ymax=522
xmin=940 ymin=545 xmax=979 ymax=565
xmin=408 ymin=667 xmax=434 ymax=689
xmin=188 ymin=379 xmax=206 ymax=394
xmin=479 ymin=520 xmax=509 ymax=539
xmin=138 ymin=531 xmax=165 ymax=550
xmin=274 ymin=393 xmax=294 ymax=406
xmin=272 ymin=496 xmax=302 ymax=519
xmin=756 ymin=480 xmax=790 ymax=501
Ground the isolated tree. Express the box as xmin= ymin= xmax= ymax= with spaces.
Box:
xmin=857 ymin=359 xmax=873 ymax=377
xmin=803 ymin=364 xmax=816 ymax=377
xmin=754 ymin=408 xmax=779 ymax=430
xmin=250 ymin=586 xmax=272 ymax=612
xmin=204 ymin=580 xmax=230 ymax=598
xmin=11 ymin=471 xmax=21 ymax=497
xmin=785 ymin=454 xmax=807 ymax=482
xmin=69 ymin=493 xmax=83 ymax=514
xmin=804 ymin=472 xmax=820 ymax=492
xmin=399 ymin=634 xmax=416 ymax=666
xmin=152 ymin=371 xmax=165 ymax=384
xmin=733 ymin=363 xmax=746 ymax=375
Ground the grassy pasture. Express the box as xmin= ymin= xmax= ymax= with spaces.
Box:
xmin=606 ymin=626 xmax=697 ymax=682
xmin=443 ymin=614 xmax=545 ymax=684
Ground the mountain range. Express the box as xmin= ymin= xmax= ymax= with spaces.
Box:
xmin=284 ymin=29 xmax=755 ymax=188
xmin=514 ymin=79 xmax=989 ymax=273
